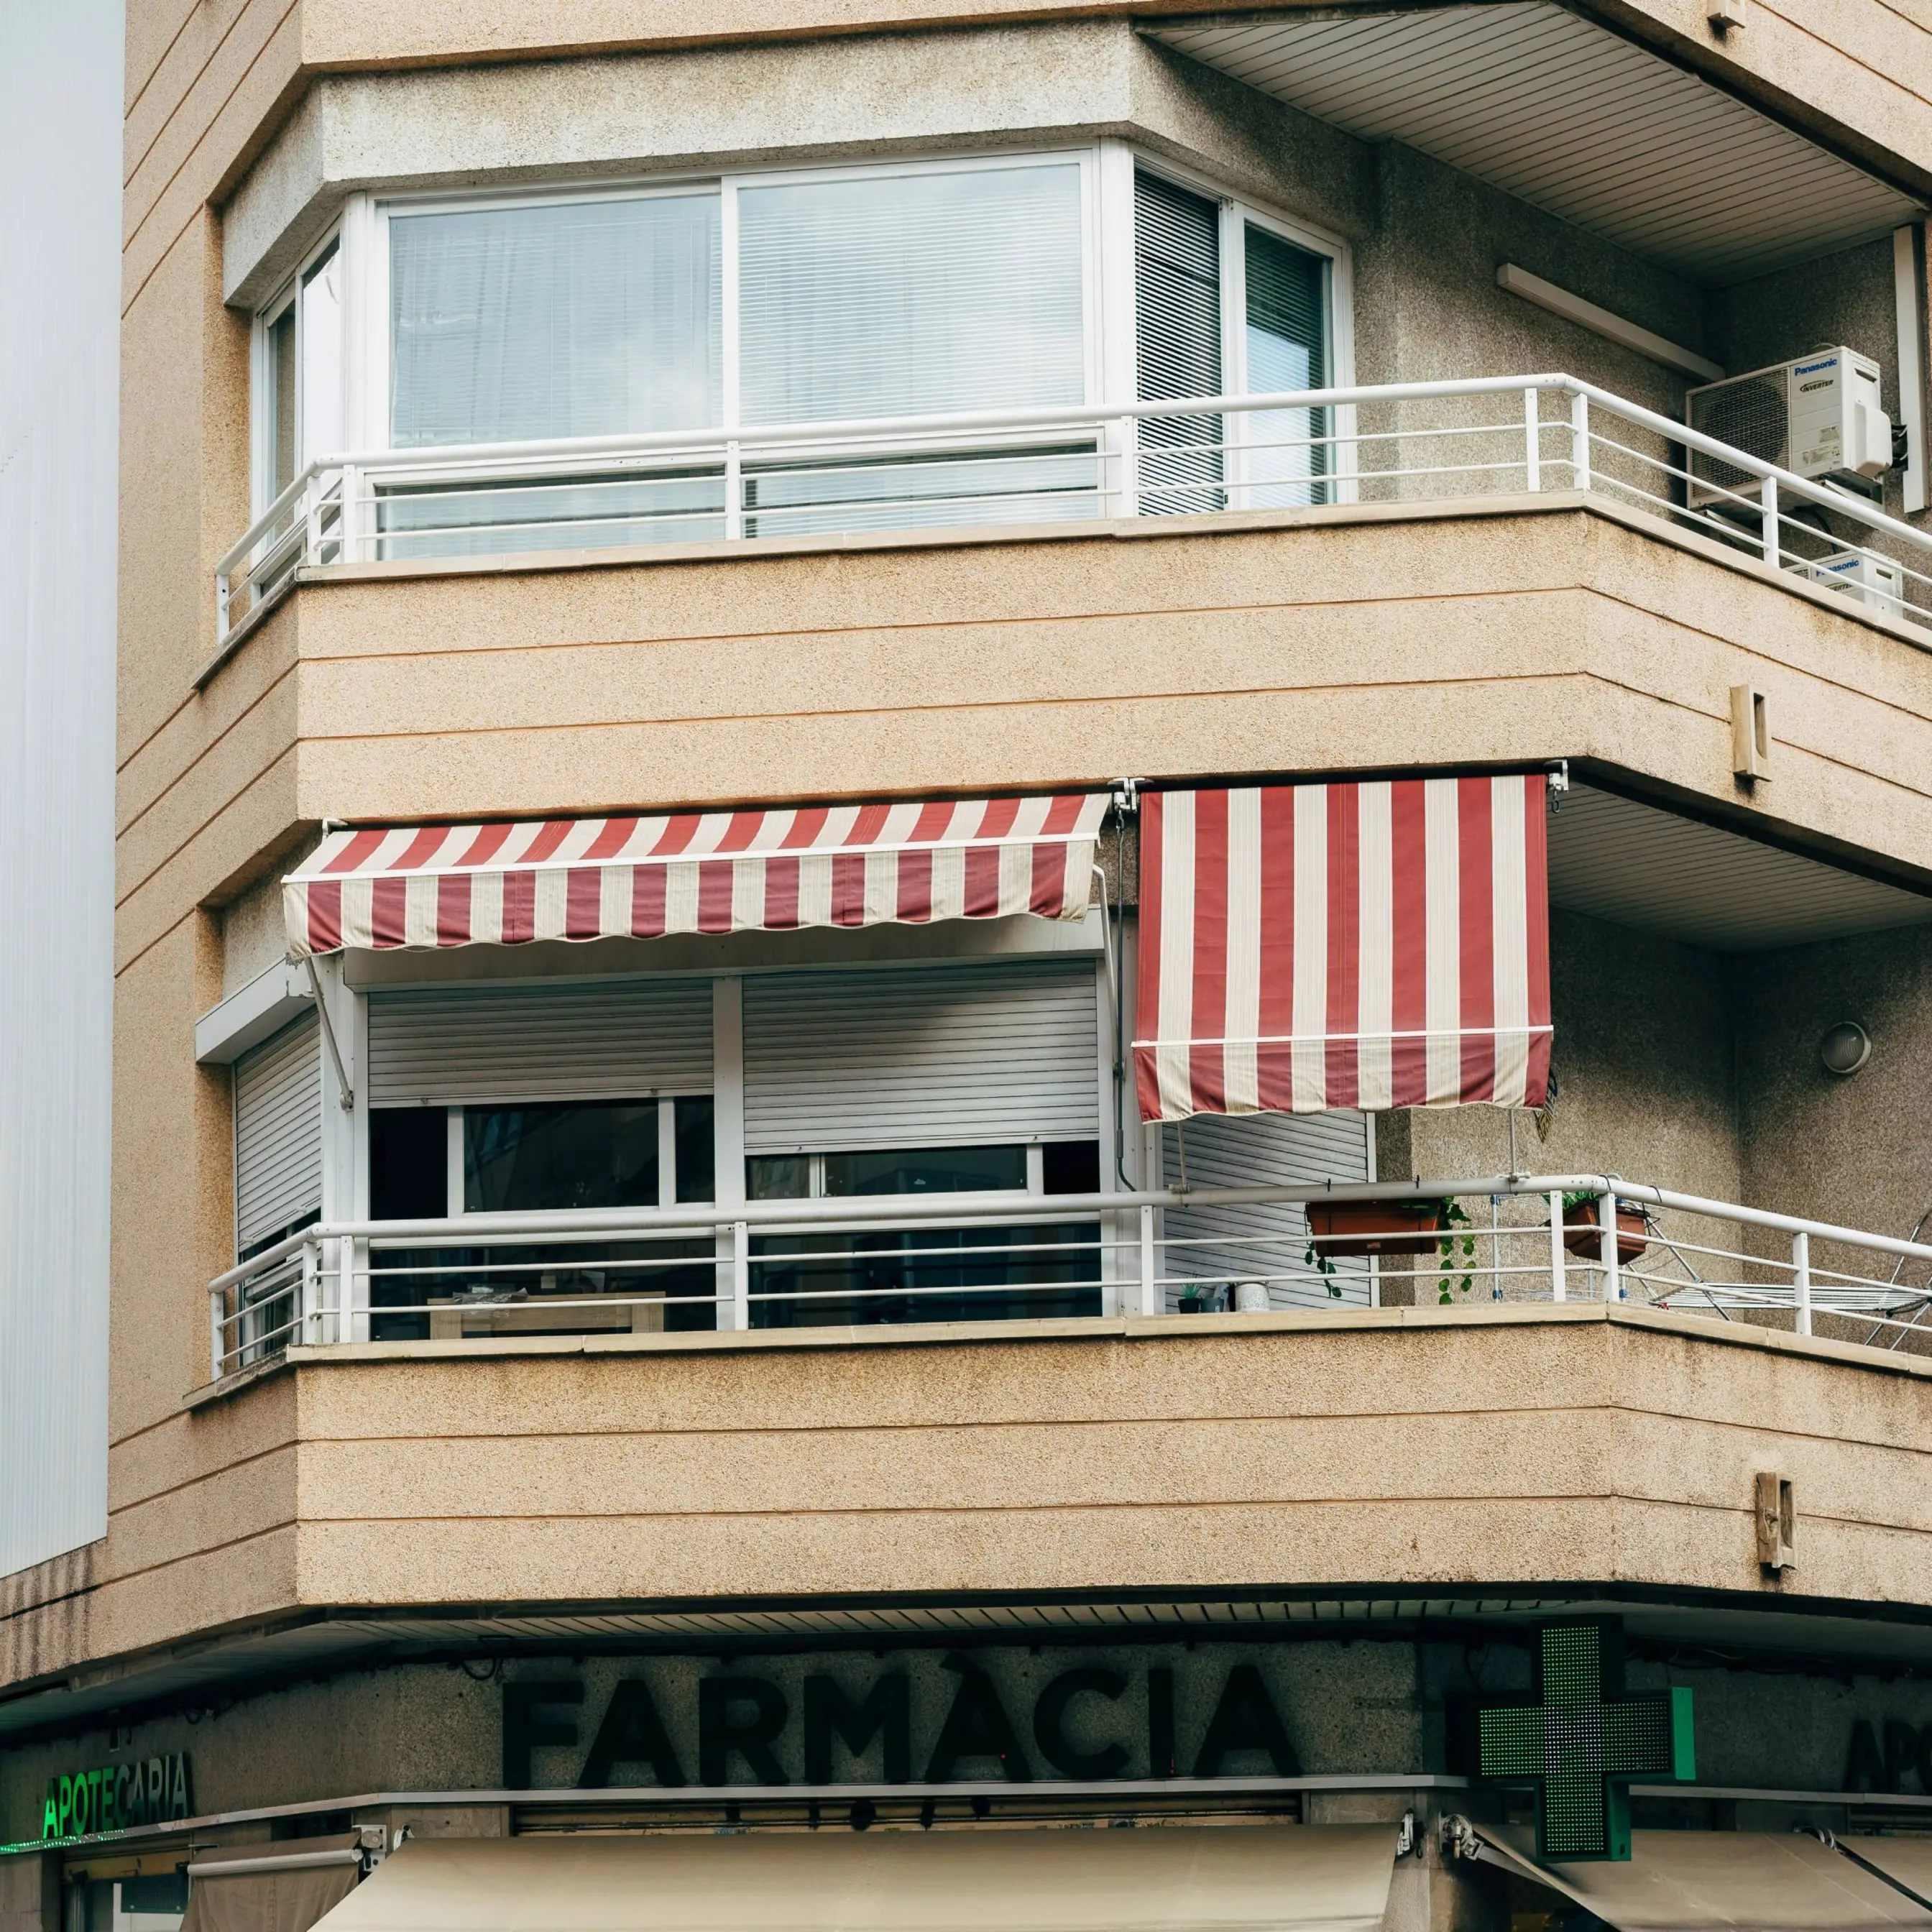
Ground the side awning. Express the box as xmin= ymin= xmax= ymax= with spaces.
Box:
xmin=285 ymin=794 xmax=1109 ymax=954
xmin=183 ymin=1836 xmax=362 ymax=1932
xmin=1134 ymin=776 xmax=1551 ymax=1120
xmin=312 ymin=1822 xmax=1399 ymax=1932
xmin=1469 ymin=1826 xmax=1932 ymax=1932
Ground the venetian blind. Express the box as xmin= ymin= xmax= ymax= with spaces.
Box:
xmin=390 ymin=196 xmax=721 ymax=447
xmin=1133 ymin=170 xmax=1223 ymax=512
xmin=742 ymin=960 xmax=1100 ymax=1155
xmin=234 ymin=1013 xmax=322 ymax=1256
xmin=737 ymin=165 xmax=1085 ymax=425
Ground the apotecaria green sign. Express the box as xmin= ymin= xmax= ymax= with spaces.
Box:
xmin=42 ymin=1754 xmax=191 ymax=1840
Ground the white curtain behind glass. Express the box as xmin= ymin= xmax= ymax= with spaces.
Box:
xmin=390 ymin=196 xmax=721 ymax=447
xmin=737 ymin=165 xmax=1085 ymax=424
xmin=299 ymin=244 xmax=343 ymax=465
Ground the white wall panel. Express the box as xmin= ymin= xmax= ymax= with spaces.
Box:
xmin=0 ymin=1 xmax=120 ymax=1575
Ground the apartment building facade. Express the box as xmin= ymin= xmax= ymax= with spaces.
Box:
xmin=9 ymin=0 xmax=1932 ymax=1927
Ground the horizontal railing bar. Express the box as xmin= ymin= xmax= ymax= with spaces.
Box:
xmin=208 ymin=1172 xmax=1932 ymax=1296
xmin=218 ymin=371 xmax=1932 ymax=656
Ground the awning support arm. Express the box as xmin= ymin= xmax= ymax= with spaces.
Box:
xmin=297 ymin=951 xmax=355 ymax=1110
xmin=1811 ymin=1831 xmax=1932 ymax=1914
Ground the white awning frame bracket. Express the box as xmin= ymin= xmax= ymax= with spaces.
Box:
xmin=299 ymin=950 xmax=355 ymax=1110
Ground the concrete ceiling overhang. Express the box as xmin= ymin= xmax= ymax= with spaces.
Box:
xmin=8 ymin=1588 xmax=1932 ymax=1751
xmin=1549 ymin=783 xmax=1932 ymax=952
xmin=1149 ymin=3 xmax=1921 ymax=285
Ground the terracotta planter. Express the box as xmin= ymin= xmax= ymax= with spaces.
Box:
xmin=1562 ymin=1198 xmax=1649 ymax=1264
xmin=1305 ymin=1199 xmax=1445 ymax=1259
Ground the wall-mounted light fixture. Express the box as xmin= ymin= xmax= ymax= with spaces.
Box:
xmin=1820 ymin=1021 xmax=1871 ymax=1076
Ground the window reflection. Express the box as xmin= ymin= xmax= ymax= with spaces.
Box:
xmin=464 ymin=1101 xmax=660 ymax=1213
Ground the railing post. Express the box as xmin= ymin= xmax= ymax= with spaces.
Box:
xmin=209 ymin=1287 xmax=226 ymax=1383
xmin=1792 ymin=1229 xmax=1812 ymax=1337
xmin=339 ymin=463 xmax=362 ymax=566
xmin=215 ymin=571 xmax=231 ymax=645
xmin=1117 ymin=415 xmax=1141 ymax=520
xmin=303 ymin=473 xmax=323 ymax=571
xmin=1599 ymin=1187 xmax=1622 ymax=1302
xmin=342 ymin=1236 xmax=372 ymax=1344
xmin=1760 ymin=474 xmax=1780 ymax=568
xmin=1548 ymin=1190 xmax=1566 ymax=1302
xmin=1138 ymin=1202 xmax=1158 ymax=1317
xmin=729 ymin=1220 xmax=751 ymax=1330
xmin=1570 ymin=390 xmax=1591 ymax=493
xmin=1524 ymin=387 xmax=1540 ymax=493
xmin=724 ymin=441 xmax=744 ymax=541
xmin=301 ymin=1241 xmax=321 ymax=1346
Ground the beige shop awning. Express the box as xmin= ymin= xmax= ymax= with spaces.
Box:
xmin=1838 ymin=1841 xmax=1932 ymax=1914
xmin=182 ymin=1836 xmax=363 ymax=1932
xmin=1473 ymin=1827 xmax=1932 ymax=1932
xmin=311 ymin=1823 xmax=1399 ymax=1932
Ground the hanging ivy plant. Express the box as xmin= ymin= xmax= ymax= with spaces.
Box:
xmin=1438 ymin=1197 xmax=1478 ymax=1302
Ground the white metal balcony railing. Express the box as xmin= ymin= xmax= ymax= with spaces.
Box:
xmin=213 ymin=372 xmax=1932 ymax=650
xmin=208 ymin=1173 xmax=1932 ymax=1383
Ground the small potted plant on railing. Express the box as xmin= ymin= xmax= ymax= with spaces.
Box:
xmin=1304 ymin=1197 xmax=1448 ymax=1257
xmin=1305 ymin=1196 xmax=1480 ymax=1304
xmin=1559 ymin=1190 xmax=1650 ymax=1264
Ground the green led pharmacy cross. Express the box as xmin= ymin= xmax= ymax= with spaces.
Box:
xmin=1476 ymin=1622 xmax=1695 ymax=1862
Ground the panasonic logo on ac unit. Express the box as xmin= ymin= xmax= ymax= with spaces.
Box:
xmin=1793 ymin=356 xmax=1840 ymax=375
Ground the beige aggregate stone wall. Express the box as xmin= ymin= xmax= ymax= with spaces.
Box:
xmin=7 ymin=1305 xmax=1932 ymax=1691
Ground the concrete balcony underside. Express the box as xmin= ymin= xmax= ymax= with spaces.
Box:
xmin=121 ymin=492 xmax=1932 ymax=978
xmin=8 ymin=1305 xmax=1932 ymax=1719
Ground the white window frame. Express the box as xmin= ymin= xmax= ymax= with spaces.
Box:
xmin=1103 ymin=143 xmax=1358 ymax=504
xmin=364 ymin=174 xmax=722 ymax=460
xmin=249 ymin=225 xmax=345 ymax=515
xmin=257 ymin=146 xmax=1357 ymax=523
xmin=364 ymin=147 xmax=1101 ymax=456
xmin=440 ymin=1094 xmax=710 ymax=1216
xmin=346 ymin=957 xmax=1116 ymax=1225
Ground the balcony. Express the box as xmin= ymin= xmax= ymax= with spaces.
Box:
xmin=206 ymin=1168 xmax=1932 ymax=1386
xmin=211 ymin=374 xmax=1932 ymax=658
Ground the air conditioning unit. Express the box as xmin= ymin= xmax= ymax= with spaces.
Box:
xmin=1685 ymin=349 xmax=1891 ymax=509
xmin=1791 ymin=548 xmax=1906 ymax=618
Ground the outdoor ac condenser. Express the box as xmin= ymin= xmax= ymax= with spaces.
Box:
xmin=1685 ymin=348 xmax=1891 ymax=509
xmin=1792 ymin=548 xmax=1906 ymax=618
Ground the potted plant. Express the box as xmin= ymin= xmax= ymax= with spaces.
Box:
xmin=1560 ymin=1191 xmax=1650 ymax=1264
xmin=1306 ymin=1197 xmax=1481 ymax=1304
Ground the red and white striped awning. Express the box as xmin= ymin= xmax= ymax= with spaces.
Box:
xmin=285 ymin=794 xmax=1110 ymax=954
xmin=1134 ymin=776 xmax=1551 ymax=1120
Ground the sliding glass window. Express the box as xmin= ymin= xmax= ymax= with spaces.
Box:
xmin=257 ymin=239 xmax=342 ymax=509
xmin=323 ymin=150 xmax=1343 ymax=557
xmin=735 ymin=162 xmax=1090 ymax=535
xmin=1240 ymin=221 xmax=1330 ymax=508
xmin=383 ymin=193 xmax=724 ymax=555
xmin=1133 ymin=167 xmax=1335 ymax=513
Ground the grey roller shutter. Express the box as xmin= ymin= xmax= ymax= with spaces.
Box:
xmin=742 ymin=960 xmax=1100 ymax=1155
xmin=367 ymin=978 xmax=712 ymax=1106
xmin=234 ymin=1013 xmax=322 ymax=1255
xmin=1162 ymin=1111 xmax=1371 ymax=1309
